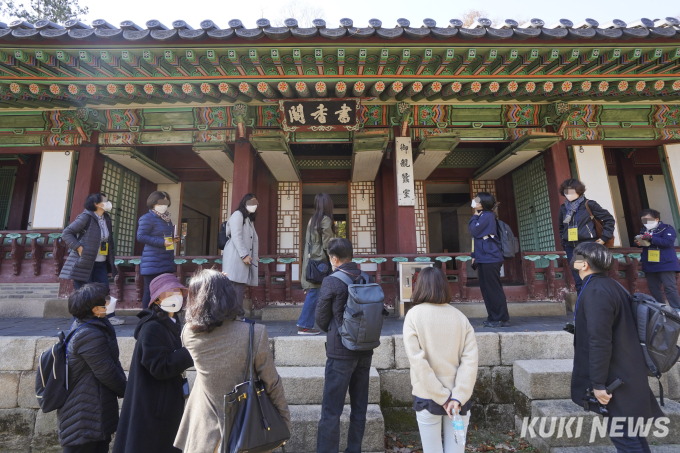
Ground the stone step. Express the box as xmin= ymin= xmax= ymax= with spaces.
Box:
xmin=279 ymin=367 xmax=380 ymax=405
xmin=261 ymin=301 xmax=566 ymax=321
xmin=284 ymin=404 xmax=384 ymax=453
xmin=513 ymin=359 xmax=673 ymax=400
xmin=515 ymin=399 xmax=680 ymax=449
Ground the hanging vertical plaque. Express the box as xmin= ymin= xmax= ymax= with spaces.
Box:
xmin=395 ymin=137 xmax=415 ymax=206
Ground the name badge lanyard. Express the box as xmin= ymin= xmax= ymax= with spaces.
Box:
xmin=573 ymin=274 xmax=593 ymax=323
xmin=647 ymin=227 xmax=661 ymax=262
xmin=568 ymin=205 xmax=580 ymax=242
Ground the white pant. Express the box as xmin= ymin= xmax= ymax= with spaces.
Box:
xmin=416 ymin=409 xmax=471 ymax=453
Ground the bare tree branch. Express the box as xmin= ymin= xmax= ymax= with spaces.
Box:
xmin=274 ymin=0 xmax=325 ymax=28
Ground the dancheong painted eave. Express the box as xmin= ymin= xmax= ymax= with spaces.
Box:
xmin=1 ymin=16 xmax=680 ymax=42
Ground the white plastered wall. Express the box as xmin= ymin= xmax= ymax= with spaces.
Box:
xmin=31 ymin=151 xmax=74 ymax=229
xmin=572 ymin=145 xmax=622 ymax=247
xmin=643 ymin=174 xmax=677 ymax=245
xmin=157 ymin=183 xmax=183 ymax=246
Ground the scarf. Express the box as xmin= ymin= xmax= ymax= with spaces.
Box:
xmin=152 ymin=209 xmax=172 ymax=224
xmin=563 ymin=195 xmax=584 ymax=224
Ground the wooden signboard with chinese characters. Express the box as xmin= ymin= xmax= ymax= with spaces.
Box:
xmin=279 ymin=99 xmax=361 ymax=132
xmin=395 ymin=137 xmax=416 ymax=206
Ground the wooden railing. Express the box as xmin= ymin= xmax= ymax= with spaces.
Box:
xmin=1 ymin=230 xmax=677 ymax=308
xmin=0 ymin=230 xmax=65 ymax=283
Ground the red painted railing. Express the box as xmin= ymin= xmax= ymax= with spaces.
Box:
xmin=1 ymin=230 xmax=676 ymax=308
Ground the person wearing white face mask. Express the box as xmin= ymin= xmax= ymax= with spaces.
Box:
xmin=113 ymin=273 xmax=194 ymax=453
xmin=137 ymin=191 xmax=181 ymax=309
xmin=222 ymin=193 xmax=260 ymax=316
xmin=558 ymin=179 xmax=616 ymax=293
xmin=60 ymin=192 xmax=124 ymax=325
xmin=634 ymin=208 xmax=680 ymax=315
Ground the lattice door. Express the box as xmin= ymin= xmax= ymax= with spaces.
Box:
xmin=414 ymin=181 xmax=428 ymax=254
xmin=277 ymin=182 xmax=301 ymax=258
xmin=220 ymin=181 xmax=233 ymax=222
xmin=470 ymin=180 xmax=497 ymax=200
xmin=0 ymin=167 xmax=16 ymax=230
xmin=101 ymin=159 xmax=140 ymax=256
xmin=349 ymin=182 xmax=377 ymax=255
xmin=512 ymin=156 xmax=554 ymax=253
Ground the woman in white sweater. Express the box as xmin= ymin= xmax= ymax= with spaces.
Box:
xmin=403 ymin=267 xmax=478 ymax=453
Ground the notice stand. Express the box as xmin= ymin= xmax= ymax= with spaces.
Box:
xmin=397 ymin=261 xmax=434 ymax=318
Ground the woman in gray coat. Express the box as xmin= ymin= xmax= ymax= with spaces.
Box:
xmin=59 ymin=193 xmax=123 ymax=325
xmin=174 ymin=270 xmax=290 ymax=453
xmin=222 ymin=193 xmax=259 ymax=316
xmin=297 ymin=193 xmax=335 ymax=335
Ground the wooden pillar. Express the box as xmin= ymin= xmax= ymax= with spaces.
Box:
xmin=69 ymin=147 xmax=104 ymax=224
xmin=615 ymin=150 xmax=643 ymax=244
xmin=374 ymin=168 xmax=385 ymax=254
xmin=7 ymin=156 xmax=39 ymax=230
xmin=392 ymin=144 xmax=417 ymax=255
xmin=543 ymin=141 xmax=572 ymax=250
xmin=380 ymin=158 xmax=398 ymax=254
xmin=496 ymin=173 xmax=522 ymax=282
xmin=231 ymin=139 xmax=256 ymax=213
xmin=254 ymin=158 xmax=274 ymax=255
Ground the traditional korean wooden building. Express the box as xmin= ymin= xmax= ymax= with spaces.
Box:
xmin=1 ymin=16 xmax=680 ymax=310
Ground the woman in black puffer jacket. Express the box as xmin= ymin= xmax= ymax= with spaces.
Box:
xmin=58 ymin=283 xmax=127 ymax=453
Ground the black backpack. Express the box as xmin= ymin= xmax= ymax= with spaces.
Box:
xmin=496 ymin=219 xmax=520 ymax=259
xmin=621 ymin=287 xmax=680 ymax=405
xmin=35 ymin=321 xmax=91 ymax=412
xmin=330 ymin=271 xmax=387 ymax=351
xmin=218 ymin=220 xmax=230 ymax=251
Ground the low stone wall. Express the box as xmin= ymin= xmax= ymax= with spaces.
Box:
xmin=0 ymin=330 xmax=582 ymax=450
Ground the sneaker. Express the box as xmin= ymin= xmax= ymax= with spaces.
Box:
xmin=108 ymin=316 xmax=125 ymax=326
xmin=482 ymin=320 xmax=494 ymax=327
xmin=297 ymin=327 xmax=320 ymax=335
xmin=486 ymin=321 xmax=511 ymax=328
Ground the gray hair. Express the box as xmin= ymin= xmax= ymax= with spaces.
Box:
xmin=573 ymin=242 xmax=613 ymax=273
xmin=185 ymin=269 xmax=238 ymax=333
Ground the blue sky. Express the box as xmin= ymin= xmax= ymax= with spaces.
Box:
xmin=2 ymin=0 xmax=679 ymax=28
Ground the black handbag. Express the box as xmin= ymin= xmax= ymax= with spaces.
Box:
xmin=305 ymin=224 xmax=331 ymax=284
xmin=221 ymin=322 xmax=290 ymax=453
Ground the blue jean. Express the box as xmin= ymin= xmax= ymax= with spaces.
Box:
xmin=73 ymin=261 xmax=115 ymax=317
xmin=297 ymin=288 xmax=320 ymax=329
xmin=317 ymin=356 xmax=372 ymax=453
xmin=565 ymin=246 xmax=583 ymax=293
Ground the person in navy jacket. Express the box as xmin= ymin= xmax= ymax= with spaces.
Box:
xmin=468 ymin=192 xmax=509 ymax=327
xmin=137 ymin=191 xmax=180 ymax=308
xmin=634 ymin=208 xmax=680 ymax=315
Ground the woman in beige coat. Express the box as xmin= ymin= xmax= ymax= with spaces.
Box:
xmin=174 ymin=270 xmax=289 ymax=453
xmin=222 ymin=193 xmax=259 ymax=316
xmin=403 ymin=267 xmax=478 ymax=453
xmin=297 ymin=193 xmax=335 ymax=335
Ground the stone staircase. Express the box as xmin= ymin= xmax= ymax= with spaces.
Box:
xmin=186 ymin=335 xmax=387 ymax=453
xmin=0 ymin=284 xmax=61 ymax=317
xmin=512 ymin=358 xmax=680 ymax=452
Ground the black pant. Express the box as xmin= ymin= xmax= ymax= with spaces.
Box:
xmin=477 ymin=261 xmax=509 ymax=322
xmin=646 ymin=271 xmax=680 ymax=310
xmin=317 ymin=356 xmax=372 ymax=453
xmin=608 ymin=418 xmax=651 ymax=453
xmin=63 ymin=437 xmax=111 ymax=453
xmin=73 ymin=261 xmax=114 ymax=318
xmin=142 ymin=273 xmax=164 ymax=309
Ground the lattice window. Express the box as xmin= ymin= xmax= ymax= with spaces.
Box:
xmin=414 ymin=181 xmax=428 ymax=254
xmin=470 ymin=180 xmax=497 ymax=200
xmin=277 ymin=182 xmax=301 ymax=258
xmin=220 ymin=181 xmax=233 ymax=222
xmin=101 ymin=159 xmax=139 ymax=256
xmin=439 ymin=149 xmax=496 ymax=168
xmin=0 ymin=167 xmax=17 ymax=230
xmin=512 ymin=156 xmax=554 ymax=253
xmin=349 ymin=182 xmax=377 ymax=255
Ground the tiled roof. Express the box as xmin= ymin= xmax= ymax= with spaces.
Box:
xmin=1 ymin=17 xmax=680 ymax=42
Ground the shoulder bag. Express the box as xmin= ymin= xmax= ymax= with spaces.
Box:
xmin=584 ymin=200 xmax=615 ymax=248
xmin=305 ymin=221 xmax=331 ymax=284
xmin=221 ymin=322 xmax=290 ymax=453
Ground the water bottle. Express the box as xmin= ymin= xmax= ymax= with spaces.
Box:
xmin=452 ymin=408 xmax=466 ymax=445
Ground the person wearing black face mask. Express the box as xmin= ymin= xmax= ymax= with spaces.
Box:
xmin=113 ymin=273 xmax=194 ymax=453
xmin=60 ymin=192 xmax=123 ymax=325
xmin=635 ymin=208 xmax=680 ymax=316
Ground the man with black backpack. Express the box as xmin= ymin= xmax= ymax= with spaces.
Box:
xmin=570 ymin=242 xmax=665 ymax=451
xmin=315 ymin=237 xmax=385 ymax=453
